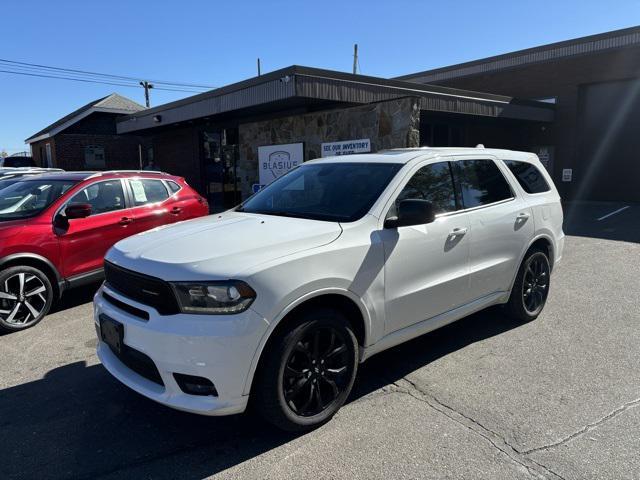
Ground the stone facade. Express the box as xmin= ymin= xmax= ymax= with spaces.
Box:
xmin=237 ymin=97 xmax=420 ymax=199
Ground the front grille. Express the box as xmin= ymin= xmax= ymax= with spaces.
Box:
xmin=104 ymin=261 xmax=180 ymax=315
xmin=103 ymin=292 xmax=150 ymax=320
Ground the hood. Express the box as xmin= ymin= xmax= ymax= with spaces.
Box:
xmin=106 ymin=212 xmax=342 ymax=280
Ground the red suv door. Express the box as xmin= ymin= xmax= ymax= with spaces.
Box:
xmin=123 ymin=178 xmax=176 ymax=234
xmin=57 ymin=179 xmax=134 ymax=278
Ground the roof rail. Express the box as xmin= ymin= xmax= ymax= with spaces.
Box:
xmin=86 ymin=170 xmax=168 ymax=179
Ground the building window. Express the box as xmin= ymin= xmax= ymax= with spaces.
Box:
xmin=84 ymin=146 xmax=105 ymax=168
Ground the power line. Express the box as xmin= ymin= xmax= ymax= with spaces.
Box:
xmin=0 ymin=58 xmax=216 ymax=89
xmin=0 ymin=69 xmax=207 ymax=93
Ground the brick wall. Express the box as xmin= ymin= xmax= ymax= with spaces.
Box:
xmin=148 ymin=125 xmax=202 ymax=191
xmin=30 ymin=138 xmax=56 ymax=167
xmin=52 ymin=134 xmax=146 ymax=171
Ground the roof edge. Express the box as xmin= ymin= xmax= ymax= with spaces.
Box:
xmin=396 ymin=25 xmax=640 ymax=82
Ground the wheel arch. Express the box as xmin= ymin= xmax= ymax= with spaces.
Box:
xmin=243 ymin=288 xmax=371 ymax=396
xmin=0 ymin=253 xmax=63 ymax=298
xmin=506 ymin=233 xmax=555 ymax=296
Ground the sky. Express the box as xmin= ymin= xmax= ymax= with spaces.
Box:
xmin=1 ymin=0 xmax=639 ymax=154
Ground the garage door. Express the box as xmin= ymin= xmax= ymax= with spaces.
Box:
xmin=577 ymin=78 xmax=640 ymax=202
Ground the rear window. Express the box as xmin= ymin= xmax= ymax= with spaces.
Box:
xmin=166 ymin=180 xmax=181 ymax=193
xmin=453 ymin=159 xmax=513 ymax=209
xmin=129 ymin=179 xmax=169 ymax=206
xmin=503 ymin=160 xmax=551 ymax=194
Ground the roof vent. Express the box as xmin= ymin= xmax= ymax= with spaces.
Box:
xmin=476 ymin=144 xmax=485 ymax=148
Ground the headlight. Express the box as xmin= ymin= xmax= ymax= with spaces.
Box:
xmin=170 ymin=280 xmax=256 ymax=314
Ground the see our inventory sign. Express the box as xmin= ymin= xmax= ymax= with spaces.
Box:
xmin=321 ymin=139 xmax=371 ymax=157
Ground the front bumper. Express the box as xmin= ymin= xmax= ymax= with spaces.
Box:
xmin=94 ymin=283 xmax=269 ymax=416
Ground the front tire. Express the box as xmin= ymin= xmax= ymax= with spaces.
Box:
xmin=506 ymin=248 xmax=551 ymax=322
xmin=0 ymin=266 xmax=54 ymax=332
xmin=253 ymin=309 xmax=359 ymax=432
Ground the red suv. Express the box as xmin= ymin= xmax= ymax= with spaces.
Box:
xmin=0 ymin=171 xmax=209 ymax=331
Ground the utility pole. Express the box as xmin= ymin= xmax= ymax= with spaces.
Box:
xmin=353 ymin=44 xmax=358 ymax=74
xmin=139 ymin=80 xmax=154 ymax=108
xmin=257 ymin=58 xmax=261 ymax=76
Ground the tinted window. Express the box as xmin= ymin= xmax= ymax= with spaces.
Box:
xmin=68 ymin=180 xmax=125 ymax=215
xmin=129 ymin=179 xmax=169 ymax=206
xmin=166 ymin=180 xmax=181 ymax=193
xmin=503 ymin=160 xmax=550 ymax=194
xmin=390 ymin=162 xmax=457 ymax=217
xmin=455 ymin=159 xmax=513 ymax=208
xmin=0 ymin=179 xmax=78 ymax=220
xmin=240 ymin=163 xmax=402 ymax=222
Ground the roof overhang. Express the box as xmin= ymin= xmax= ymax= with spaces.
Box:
xmin=26 ymin=106 xmax=141 ymax=144
xmin=397 ymin=25 xmax=640 ymax=84
xmin=116 ymin=66 xmax=554 ymax=134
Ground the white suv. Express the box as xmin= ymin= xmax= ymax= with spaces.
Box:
xmin=94 ymin=148 xmax=564 ymax=431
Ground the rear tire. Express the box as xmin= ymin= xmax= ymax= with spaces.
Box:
xmin=505 ymin=248 xmax=551 ymax=322
xmin=253 ymin=308 xmax=359 ymax=432
xmin=0 ymin=266 xmax=54 ymax=332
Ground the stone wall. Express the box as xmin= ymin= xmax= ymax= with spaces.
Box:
xmin=237 ymin=97 xmax=420 ymax=199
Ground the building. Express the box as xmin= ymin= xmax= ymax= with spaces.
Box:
xmin=398 ymin=26 xmax=640 ymax=202
xmin=25 ymin=93 xmax=146 ymax=170
xmin=26 ymin=26 xmax=640 ymax=208
xmin=114 ymin=67 xmax=552 ymax=211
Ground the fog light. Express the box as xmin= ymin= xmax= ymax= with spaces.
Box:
xmin=173 ymin=373 xmax=218 ymax=396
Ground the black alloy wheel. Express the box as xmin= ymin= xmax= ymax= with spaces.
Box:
xmin=283 ymin=326 xmax=351 ymax=417
xmin=505 ymin=248 xmax=551 ymax=322
xmin=522 ymin=252 xmax=550 ymax=315
xmin=254 ymin=309 xmax=358 ymax=431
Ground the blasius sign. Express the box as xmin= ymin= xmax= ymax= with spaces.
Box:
xmin=321 ymin=139 xmax=371 ymax=157
xmin=258 ymin=143 xmax=304 ymax=185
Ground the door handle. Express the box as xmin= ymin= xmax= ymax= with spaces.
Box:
xmin=517 ymin=212 xmax=531 ymax=220
xmin=170 ymin=207 xmax=183 ymax=215
xmin=448 ymin=227 xmax=468 ymax=238
xmin=119 ymin=217 xmax=133 ymax=225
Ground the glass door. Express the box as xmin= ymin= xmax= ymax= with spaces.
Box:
xmin=201 ymin=131 xmax=240 ymax=213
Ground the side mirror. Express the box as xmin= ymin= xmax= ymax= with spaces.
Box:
xmin=66 ymin=203 xmax=92 ymax=219
xmin=384 ymin=199 xmax=436 ymax=228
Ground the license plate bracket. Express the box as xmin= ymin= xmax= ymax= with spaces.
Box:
xmin=100 ymin=315 xmax=124 ymax=355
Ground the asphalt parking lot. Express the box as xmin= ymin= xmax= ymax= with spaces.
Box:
xmin=1 ymin=202 xmax=639 ymax=480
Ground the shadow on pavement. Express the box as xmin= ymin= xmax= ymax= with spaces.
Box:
xmin=0 ymin=307 xmax=523 ymax=480
xmin=563 ymin=201 xmax=639 ymax=243
xmin=51 ymin=281 xmax=102 ymax=314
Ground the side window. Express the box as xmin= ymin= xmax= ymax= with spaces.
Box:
xmin=129 ymin=179 xmax=169 ymax=206
xmin=68 ymin=180 xmax=125 ymax=215
xmin=503 ymin=160 xmax=551 ymax=194
xmin=454 ymin=159 xmax=513 ymax=209
xmin=166 ymin=180 xmax=181 ymax=194
xmin=389 ymin=162 xmax=457 ymax=217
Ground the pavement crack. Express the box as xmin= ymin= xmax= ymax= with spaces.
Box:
xmin=392 ymin=377 xmax=565 ymax=480
xmin=521 ymin=396 xmax=640 ymax=455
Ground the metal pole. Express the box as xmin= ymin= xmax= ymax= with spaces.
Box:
xmin=353 ymin=44 xmax=358 ymax=74
xmin=257 ymin=58 xmax=261 ymax=76
xmin=139 ymin=81 xmax=154 ymax=108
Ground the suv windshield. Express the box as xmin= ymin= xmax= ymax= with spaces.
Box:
xmin=239 ymin=162 xmax=402 ymax=222
xmin=0 ymin=179 xmax=78 ymax=221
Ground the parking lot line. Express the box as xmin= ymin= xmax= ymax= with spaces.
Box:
xmin=597 ymin=205 xmax=630 ymax=221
